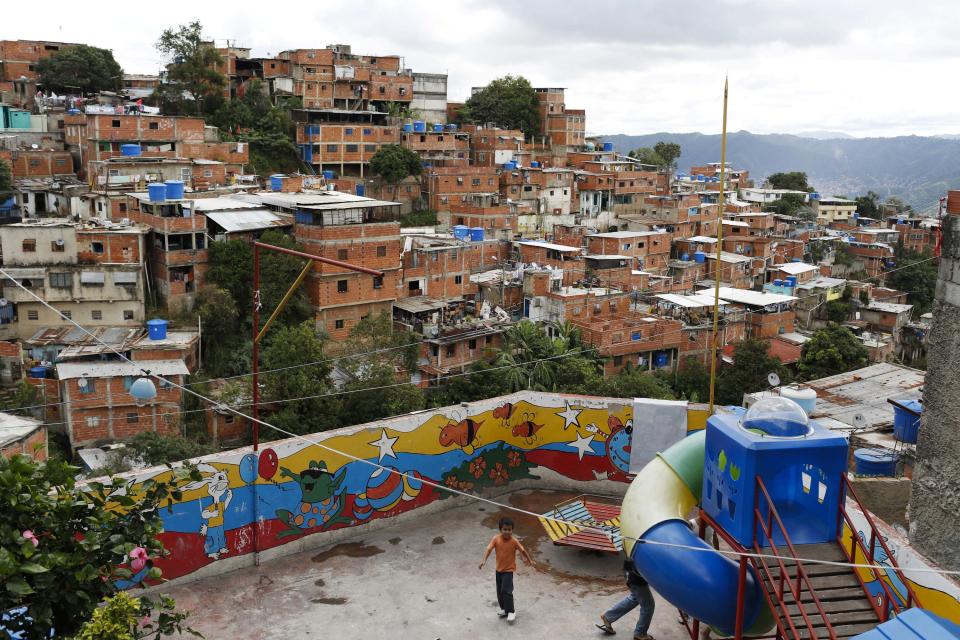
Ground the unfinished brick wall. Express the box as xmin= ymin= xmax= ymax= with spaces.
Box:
xmin=0 ymin=150 xmax=74 ymax=177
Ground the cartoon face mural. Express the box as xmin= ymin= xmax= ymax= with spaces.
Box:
xmin=183 ymin=463 xmax=235 ymax=560
xmin=605 ymin=416 xmax=633 ymax=476
xmin=275 ymin=461 xmax=350 ymax=538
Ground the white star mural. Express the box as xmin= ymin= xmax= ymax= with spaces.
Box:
xmin=567 ymin=433 xmax=596 ymax=461
xmin=369 ymin=429 xmax=398 ymax=462
xmin=556 ymin=401 xmax=582 ymax=430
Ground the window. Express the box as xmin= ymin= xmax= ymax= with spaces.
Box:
xmin=337 ymin=280 xmax=348 ymax=293
xmin=454 ymin=275 xmax=462 ymax=284
xmin=345 ymin=144 xmax=358 ymax=153
xmin=62 ymin=310 xmax=72 ymax=320
xmin=91 ymin=310 xmax=102 ymax=320
xmin=345 ymin=127 xmax=354 ymax=135
xmin=376 ymin=245 xmax=387 ymax=257
xmin=335 ymin=319 xmax=345 ymax=330
xmin=338 ymin=248 xmax=348 ymax=260
xmin=379 ymin=86 xmax=386 ymax=94
xmin=364 ymin=143 xmax=377 ymax=152
xmin=22 ymin=239 xmax=36 ymax=252
xmin=99 ymin=142 xmax=111 ymax=151
xmin=123 ymin=310 xmax=134 ymax=320
xmin=486 ymin=335 xmax=494 ymax=344
xmin=27 ymin=310 xmax=39 ymax=321
xmin=373 ymin=276 xmax=383 ymax=289
xmin=50 ymin=273 xmax=71 ymax=288
xmin=224 ymin=414 xmax=235 ymax=424
xmin=112 ymin=119 xmax=121 ymax=128
xmin=127 ymin=412 xmax=139 ymax=424
xmin=613 ymin=355 xmax=624 ymax=366
xmin=446 ymin=344 xmax=455 ymax=357
xmin=118 ymin=202 xmax=127 ymax=213
xmin=363 ymin=128 xmax=372 ymax=135
xmin=326 ymin=144 xmax=338 ymax=152
xmin=472 ymin=178 xmax=481 ymax=186
xmin=79 ymin=380 xmax=96 ymax=394
xmin=478 ymin=153 xmax=486 ymax=162
xmin=91 ymin=242 xmax=104 ymax=254
xmin=468 ymin=339 xmax=477 ymax=350
xmin=148 ymin=121 xmax=159 ymax=130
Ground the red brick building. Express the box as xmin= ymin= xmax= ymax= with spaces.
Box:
xmin=0 ymin=413 xmax=47 ymax=461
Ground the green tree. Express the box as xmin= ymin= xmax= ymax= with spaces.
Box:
xmin=855 ymin=191 xmax=880 ymax=219
xmin=196 ymin=286 xmax=240 ymax=376
xmin=338 ymin=312 xmax=419 ymax=376
xmin=653 ymin=141 xmax=681 ymax=174
xmin=370 ymin=144 xmax=422 ymax=193
xmin=461 ymin=75 xmax=541 ymax=136
xmin=123 ymin=432 xmax=213 ymax=467
xmin=553 ymin=357 xmax=604 ymax=395
xmin=797 ymin=323 xmax=869 ymax=381
xmin=766 ymin=171 xmax=812 ymax=192
xmin=0 ymin=158 xmax=12 ymax=194
xmin=825 ymin=299 xmax=852 ymax=323
xmin=260 ymin=321 xmax=341 ymax=435
xmin=75 ymin=591 xmax=198 ymax=640
xmin=36 ymin=44 xmax=123 ymax=94
xmin=430 ymin=360 xmax=508 ymax=405
xmin=341 ymin=364 xmax=425 ymax=425
xmin=629 ymin=147 xmax=663 ymax=167
xmin=155 ymin=21 xmax=226 ymax=114
xmin=887 ymin=244 xmax=939 ymax=315
xmin=598 ymin=365 xmax=676 ymax=400
xmin=716 ymin=339 xmax=791 ymax=405
xmin=206 ymin=238 xmax=253 ymax=314
xmin=0 ymin=454 xmax=199 ymax=639
xmin=659 ymin=357 xmax=711 ymax=402
xmin=767 ymin=192 xmax=809 ymax=216
xmin=2 ymin=380 xmax=40 ymax=416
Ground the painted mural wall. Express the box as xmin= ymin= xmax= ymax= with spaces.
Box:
xmin=119 ymin=392 xmax=705 ymax=585
xmin=840 ymin=505 xmax=960 ymax=624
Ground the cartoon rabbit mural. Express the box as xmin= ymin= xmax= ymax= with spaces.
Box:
xmin=184 ymin=463 xmax=234 ymax=560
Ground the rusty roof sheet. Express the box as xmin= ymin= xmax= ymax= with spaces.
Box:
xmin=806 ymin=363 xmax=924 ymax=430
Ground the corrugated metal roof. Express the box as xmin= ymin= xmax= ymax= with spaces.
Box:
xmin=0 ymin=412 xmax=43 ymax=449
xmin=701 ymin=287 xmax=797 ymax=306
xmin=516 ymin=240 xmax=582 ymax=253
xmin=56 ymin=359 xmax=189 ymax=380
xmin=26 ymin=326 xmax=144 ymax=350
xmin=851 ymin=607 xmax=960 ymax=639
xmin=205 ymin=210 xmax=287 ymax=233
xmin=806 ymin=363 xmax=924 ymax=430
xmin=775 ymin=262 xmax=820 ymax=275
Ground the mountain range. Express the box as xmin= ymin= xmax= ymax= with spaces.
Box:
xmin=603 ymin=131 xmax=960 ymax=213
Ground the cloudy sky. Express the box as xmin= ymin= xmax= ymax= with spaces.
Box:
xmin=7 ymin=0 xmax=958 ymax=137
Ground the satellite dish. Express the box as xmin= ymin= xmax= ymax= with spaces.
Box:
xmin=0 ymin=298 xmax=7 ymax=307
xmin=31 ymin=143 xmax=39 ymax=150
xmin=767 ymin=372 xmax=781 ymax=388
xmin=55 ymin=239 xmax=65 ymax=246
xmin=77 ymin=376 xmax=89 ymax=389
xmin=852 ymin=414 xmax=867 ymax=430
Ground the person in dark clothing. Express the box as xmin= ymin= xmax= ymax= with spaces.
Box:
xmin=596 ymin=559 xmax=656 ymax=640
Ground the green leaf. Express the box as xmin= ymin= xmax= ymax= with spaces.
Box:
xmin=6 ymin=576 xmax=33 ymax=596
xmin=19 ymin=562 xmax=49 ymax=574
xmin=718 ymin=449 xmax=727 ymax=472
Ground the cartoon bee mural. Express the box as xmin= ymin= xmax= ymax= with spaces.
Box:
xmin=511 ymin=412 xmax=545 ymax=446
xmin=439 ymin=413 xmax=484 ymax=455
xmin=493 ymin=402 xmax=517 ymax=426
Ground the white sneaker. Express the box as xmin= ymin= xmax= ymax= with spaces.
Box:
xmin=507 ymin=612 xmax=516 ymax=623
xmin=497 ymin=609 xmax=507 ymax=618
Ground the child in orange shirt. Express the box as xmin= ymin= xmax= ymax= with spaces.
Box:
xmin=479 ymin=517 xmax=533 ymax=623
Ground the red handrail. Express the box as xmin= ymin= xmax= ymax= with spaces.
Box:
xmin=753 ymin=476 xmax=837 ymax=640
xmin=837 ymin=474 xmax=921 ymax=618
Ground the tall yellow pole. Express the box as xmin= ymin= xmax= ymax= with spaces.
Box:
xmin=708 ymin=77 xmax=729 ymax=413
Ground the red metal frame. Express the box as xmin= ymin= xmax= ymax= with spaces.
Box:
xmin=753 ymin=476 xmax=836 ymax=640
xmin=836 ymin=474 xmax=921 ymax=621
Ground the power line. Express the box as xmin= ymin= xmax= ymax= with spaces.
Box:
xmin=5 ymin=268 xmax=959 ymax=582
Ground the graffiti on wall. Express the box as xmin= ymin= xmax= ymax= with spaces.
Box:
xmin=122 ymin=393 xmax=692 ymax=583
xmin=841 ymin=507 xmax=960 ymax=624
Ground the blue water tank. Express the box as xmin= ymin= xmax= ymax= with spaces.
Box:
xmin=270 ymin=175 xmax=284 ymax=192
xmin=469 ymin=227 xmax=485 ymax=242
xmin=446 ymin=123 xmax=458 ymax=131
xmin=67 ymin=108 xmax=81 ymax=115
xmin=452 ymin=225 xmax=469 ymax=240
xmin=602 ymin=142 xmax=614 ymax=152
xmin=433 ymin=123 xmax=444 ymax=133
xmin=147 ymin=183 xmax=167 ymax=202
xmin=786 ymin=276 xmax=798 ymax=287
xmin=530 ymin=161 xmax=540 ymax=168
xmin=413 ymin=120 xmax=426 ymax=133
xmin=681 ymin=253 xmax=690 ymax=261
xmin=120 ymin=143 xmax=141 ymax=157
xmin=694 ymin=251 xmax=706 ymax=264
xmin=773 ymin=279 xmax=783 ymax=287
xmin=147 ymin=319 xmax=168 ymax=341
xmin=792 ymin=258 xmax=802 ymax=262
xmin=809 ymin=192 xmax=820 ymax=200
xmin=323 ymin=170 xmax=335 ymax=180
xmin=355 ymin=184 xmax=365 ymax=197
xmin=164 ymin=180 xmax=185 ymax=200
xmin=403 ymin=123 xmax=413 ymax=133
xmin=29 ymin=366 xmax=47 ymax=379
xmin=697 ymin=174 xmax=706 ymax=181
xmin=852 ymin=212 xmax=859 ymax=219
xmin=854 ymin=448 xmax=898 ymax=476
xmin=654 ymin=352 xmax=670 ymax=368
xmin=893 ymin=400 xmax=922 ymax=443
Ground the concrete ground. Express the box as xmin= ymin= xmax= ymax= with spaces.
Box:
xmin=162 ymin=489 xmax=690 ymax=640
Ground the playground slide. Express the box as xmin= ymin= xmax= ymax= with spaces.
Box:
xmin=620 ymin=430 xmax=775 ymax=636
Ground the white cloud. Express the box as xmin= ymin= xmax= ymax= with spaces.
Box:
xmin=10 ymin=0 xmax=959 ymax=137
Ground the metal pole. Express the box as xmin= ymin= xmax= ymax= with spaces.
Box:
xmin=708 ymin=77 xmax=729 ymax=413
xmin=734 ymin=555 xmax=747 ymax=640
xmin=256 ymin=260 xmax=314 ymax=343
xmin=252 ymin=242 xmax=261 ymax=451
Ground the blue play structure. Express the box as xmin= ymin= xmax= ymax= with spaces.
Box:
xmin=851 ymin=608 xmax=960 ymax=639
xmin=703 ymin=398 xmax=849 ymax=547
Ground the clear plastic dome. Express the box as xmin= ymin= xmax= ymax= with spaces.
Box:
xmin=742 ymin=396 xmax=811 ymax=437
